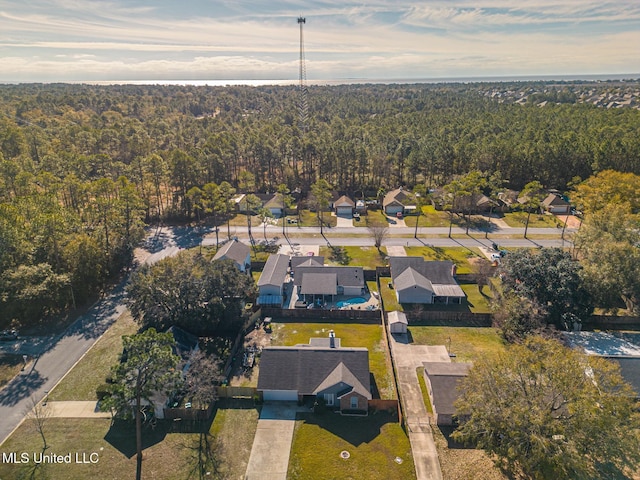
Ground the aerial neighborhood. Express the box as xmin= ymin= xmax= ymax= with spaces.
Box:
xmin=1 ymin=81 xmax=640 ymax=480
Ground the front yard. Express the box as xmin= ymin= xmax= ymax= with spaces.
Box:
xmin=269 ymin=322 xmax=395 ymax=400
xmin=502 ymin=211 xmax=561 ymax=228
xmin=320 ymin=245 xmax=388 ymax=269
xmin=403 ymin=246 xmax=481 ymax=274
xmin=288 ymin=411 xmax=415 ymax=480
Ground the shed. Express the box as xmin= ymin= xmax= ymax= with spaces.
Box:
xmin=388 ymin=311 xmax=408 ymax=334
xmin=423 ymin=362 xmax=472 ymax=425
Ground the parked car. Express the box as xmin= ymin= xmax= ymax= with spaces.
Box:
xmin=0 ymin=329 xmax=18 ymax=341
xmin=396 ymin=211 xmax=403 ymax=219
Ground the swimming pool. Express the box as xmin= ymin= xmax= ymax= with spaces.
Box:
xmin=335 ymin=297 xmax=367 ymax=308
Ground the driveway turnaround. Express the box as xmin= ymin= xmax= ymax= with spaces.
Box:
xmin=245 ymin=403 xmax=302 ymax=480
xmin=389 ymin=332 xmax=450 ymax=480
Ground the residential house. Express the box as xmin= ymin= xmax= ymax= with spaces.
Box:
xmin=212 ymin=239 xmax=251 ymax=273
xmin=257 ymin=254 xmax=290 ymax=306
xmin=293 ymin=265 xmax=365 ymax=303
xmin=236 ymin=193 xmax=285 ymax=217
xmin=383 ymin=187 xmax=413 ymax=215
xmin=333 ymin=195 xmax=356 ymax=217
xmin=542 ymin=193 xmax=571 ymax=214
xmin=389 ymin=257 xmax=465 ymax=304
xmin=257 ymin=333 xmax=372 ymax=414
xmin=422 ymin=362 xmax=472 ymax=425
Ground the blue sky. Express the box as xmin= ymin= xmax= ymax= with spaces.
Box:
xmin=0 ymin=0 xmax=639 ymax=82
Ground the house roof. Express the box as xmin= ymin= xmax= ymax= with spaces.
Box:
xmin=291 ymin=256 xmax=324 ymax=270
xmin=394 ymin=267 xmax=433 ymax=293
xmin=389 ymin=257 xmax=465 ymax=298
xmin=313 ymin=362 xmax=371 ymax=399
xmin=294 ymin=265 xmax=365 ymax=290
xmin=258 ymin=254 xmax=289 ymax=287
xmin=301 ymin=273 xmax=337 ymax=295
xmin=542 ymin=193 xmax=570 ymax=208
xmin=423 ymin=362 xmax=472 ymax=415
xmin=213 ymin=239 xmax=250 ymax=266
xmin=383 ymin=187 xmax=411 ymax=208
xmin=257 ymin=344 xmax=371 ymax=399
xmin=334 ymin=195 xmax=355 ymax=207
xmin=388 ymin=311 xmax=408 ymax=325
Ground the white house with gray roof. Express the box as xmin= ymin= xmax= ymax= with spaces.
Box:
xmin=293 ymin=265 xmax=365 ymax=302
xmin=212 ymin=239 xmax=251 ymax=273
xmin=389 ymin=257 xmax=465 ymax=304
xmin=257 ymin=254 xmax=289 ymax=306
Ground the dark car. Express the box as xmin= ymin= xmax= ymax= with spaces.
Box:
xmin=0 ymin=329 xmax=18 ymax=341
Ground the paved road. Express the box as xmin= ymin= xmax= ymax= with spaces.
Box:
xmin=0 ymin=226 xmax=202 ymax=446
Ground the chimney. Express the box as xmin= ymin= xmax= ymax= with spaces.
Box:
xmin=329 ymin=330 xmax=335 ymax=348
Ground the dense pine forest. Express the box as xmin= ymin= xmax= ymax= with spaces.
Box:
xmin=1 ymin=82 xmax=639 ymax=328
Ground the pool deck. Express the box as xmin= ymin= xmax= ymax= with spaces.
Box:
xmin=328 ymin=293 xmax=379 ymax=310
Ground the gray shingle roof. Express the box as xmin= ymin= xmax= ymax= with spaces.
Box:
xmin=394 ymin=267 xmax=433 ymax=293
xmin=390 ymin=257 xmax=465 ymax=298
xmin=383 ymin=187 xmax=411 ymax=208
xmin=423 ymin=362 xmax=472 ymax=415
xmin=257 ymin=345 xmax=371 ymax=398
xmin=258 ymin=254 xmax=289 ymax=287
xmin=293 ymin=265 xmax=364 ymax=289
xmin=301 ymin=273 xmax=337 ymax=295
xmin=213 ymin=239 xmax=250 ymax=267
xmin=291 ymin=256 xmax=324 ymax=270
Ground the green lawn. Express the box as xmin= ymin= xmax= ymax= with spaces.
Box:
xmin=379 ymin=277 xmax=402 ymax=312
xmin=48 ymin=311 xmax=139 ymax=401
xmin=320 ymin=246 xmax=388 ymax=269
xmin=408 ymin=326 xmax=506 ymax=363
xmin=297 ymin=210 xmax=337 ymax=228
xmin=0 ymin=417 xmax=205 ymax=480
xmin=356 ymin=210 xmax=389 ymax=228
xmin=404 ymin=205 xmax=451 ymax=228
xmin=270 ymin=322 xmax=395 ymax=399
xmin=502 ymin=211 xmax=561 ymax=228
xmin=288 ymin=411 xmax=415 ymax=480
xmin=460 ymin=283 xmax=493 ymax=314
xmin=416 ymin=367 xmax=434 ymax=414
xmin=404 ymin=246 xmax=481 ymax=274
xmin=228 ymin=213 xmax=261 ymax=227
xmin=209 ymin=399 xmax=260 ymax=479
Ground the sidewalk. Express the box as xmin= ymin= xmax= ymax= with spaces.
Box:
xmin=38 ymin=401 xmax=111 ymax=419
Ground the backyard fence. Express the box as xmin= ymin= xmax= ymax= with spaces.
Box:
xmin=216 ymin=386 xmax=257 ymax=399
xmin=261 ymin=306 xmax=382 ymax=323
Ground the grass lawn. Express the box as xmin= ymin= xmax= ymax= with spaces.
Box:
xmin=320 ymin=246 xmax=388 ymax=269
xmin=0 ymin=417 xmax=206 ymax=480
xmin=0 ymin=353 xmax=25 ymax=390
xmin=408 ymin=326 xmax=506 ymax=363
xmin=502 ymin=212 xmax=561 ymax=228
xmin=404 ymin=246 xmax=481 ymax=274
xmin=288 ymin=411 xmax=415 ymax=480
xmin=298 ymin=210 xmax=337 ymax=228
xmin=270 ymin=322 xmax=395 ymax=400
xmin=460 ymin=282 xmax=493 ymax=314
xmin=356 ymin=210 xmax=388 ymax=228
xmin=209 ymin=398 xmax=260 ymax=479
xmin=379 ymin=277 xmax=402 ymax=312
xmin=228 ymin=213 xmax=261 ymax=227
xmin=403 ymin=205 xmax=450 ymax=228
xmin=416 ymin=367 xmax=433 ymax=414
xmin=48 ymin=311 xmax=138 ymax=402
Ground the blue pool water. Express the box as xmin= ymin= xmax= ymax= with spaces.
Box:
xmin=336 ymin=297 xmax=367 ymax=308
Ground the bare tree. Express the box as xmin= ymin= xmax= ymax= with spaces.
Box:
xmin=368 ymin=225 xmax=389 ymax=252
xmin=26 ymin=396 xmax=52 ymax=452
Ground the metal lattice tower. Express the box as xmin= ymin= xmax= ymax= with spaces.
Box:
xmin=297 ymin=16 xmax=309 ymax=132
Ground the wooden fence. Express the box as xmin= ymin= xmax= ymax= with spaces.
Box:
xmin=261 ymin=306 xmax=382 ymax=323
xmin=163 ymin=402 xmax=214 ymax=421
xmin=216 ymin=386 xmax=257 ymax=399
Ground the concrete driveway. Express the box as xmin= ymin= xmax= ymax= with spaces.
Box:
xmin=335 ymin=214 xmax=354 ymax=227
xmin=389 ymin=332 xmax=450 ymax=480
xmin=245 ymin=402 xmax=303 ymax=480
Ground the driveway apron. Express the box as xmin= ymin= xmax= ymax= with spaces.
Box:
xmin=245 ymin=402 xmax=300 ymax=480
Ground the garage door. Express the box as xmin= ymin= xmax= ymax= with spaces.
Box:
xmin=262 ymin=390 xmax=298 ymax=401
xmin=385 ymin=205 xmax=403 ymax=214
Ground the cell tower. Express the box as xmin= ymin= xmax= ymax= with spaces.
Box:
xmin=297 ymin=16 xmax=309 ymax=132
